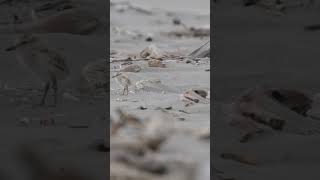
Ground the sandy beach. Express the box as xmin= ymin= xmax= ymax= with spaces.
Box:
xmin=0 ymin=0 xmax=107 ymax=179
xmin=214 ymin=1 xmax=320 ymax=179
xmin=110 ymin=0 xmax=210 ymax=179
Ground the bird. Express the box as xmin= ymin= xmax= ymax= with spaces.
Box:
xmin=112 ymin=72 xmax=131 ymax=95
xmin=5 ymin=33 xmax=70 ymax=106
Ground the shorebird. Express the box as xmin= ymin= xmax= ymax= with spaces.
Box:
xmin=5 ymin=33 xmax=70 ymax=106
xmin=112 ymin=72 xmax=131 ymax=95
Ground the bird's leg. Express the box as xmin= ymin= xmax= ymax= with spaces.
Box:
xmin=122 ymin=87 xmax=125 ymax=95
xmin=40 ymin=81 xmax=50 ymax=105
xmin=125 ymin=85 xmax=129 ymax=95
xmin=51 ymin=75 xmax=58 ymax=106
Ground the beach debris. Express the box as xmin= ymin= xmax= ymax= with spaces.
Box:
xmin=140 ymin=44 xmax=165 ymax=59
xmin=189 ymin=26 xmax=210 ymax=37
xmin=172 ymin=17 xmax=182 ymax=25
xmin=111 ymin=26 xmax=142 ymax=39
xmin=138 ymin=106 xmax=148 ymax=110
xmin=179 ymin=109 xmax=190 ymax=114
xmin=148 ymin=59 xmax=166 ymax=68
xmin=164 ymin=106 xmax=172 ymax=110
xmin=134 ymin=78 xmax=176 ymax=93
xmin=181 ymin=89 xmax=209 ymax=105
xmin=135 ymin=79 xmax=161 ymax=90
xmin=120 ymin=64 xmax=141 ymax=72
xmin=189 ymin=41 xmax=210 ymax=58
xmin=145 ymin=36 xmax=153 ymax=42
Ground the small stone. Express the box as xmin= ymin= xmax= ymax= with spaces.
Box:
xmin=148 ymin=59 xmax=166 ymax=68
xmin=138 ymin=106 xmax=148 ymax=110
xmin=172 ymin=17 xmax=181 ymax=25
xmin=164 ymin=106 xmax=172 ymax=110
xmin=145 ymin=36 xmax=153 ymax=42
xmin=120 ymin=64 xmax=141 ymax=72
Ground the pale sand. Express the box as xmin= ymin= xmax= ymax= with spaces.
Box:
xmin=110 ymin=0 xmax=210 ymax=179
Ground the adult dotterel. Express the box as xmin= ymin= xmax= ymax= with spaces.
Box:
xmin=5 ymin=33 xmax=70 ymax=106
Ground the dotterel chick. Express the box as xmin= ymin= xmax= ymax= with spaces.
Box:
xmin=5 ymin=33 xmax=70 ymax=106
xmin=112 ymin=72 xmax=131 ymax=95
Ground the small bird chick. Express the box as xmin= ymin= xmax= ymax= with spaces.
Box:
xmin=112 ymin=72 xmax=131 ymax=95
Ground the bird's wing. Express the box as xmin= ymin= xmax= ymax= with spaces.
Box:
xmin=42 ymin=48 xmax=70 ymax=75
